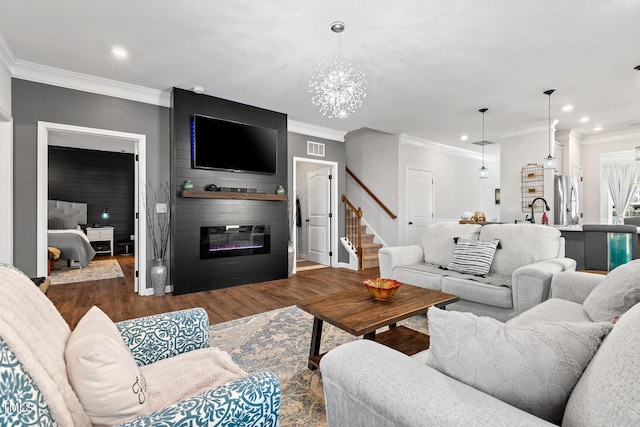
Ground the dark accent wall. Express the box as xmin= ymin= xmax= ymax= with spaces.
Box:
xmin=171 ymin=88 xmax=288 ymax=294
xmin=48 ymin=146 xmax=134 ymax=244
xmin=12 ymin=79 xmax=169 ymax=280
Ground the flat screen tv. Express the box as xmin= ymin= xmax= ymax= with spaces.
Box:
xmin=191 ymin=114 xmax=278 ymax=174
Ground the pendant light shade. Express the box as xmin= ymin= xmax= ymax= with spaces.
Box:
xmin=543 ymin=89 xmax=556 ymax=169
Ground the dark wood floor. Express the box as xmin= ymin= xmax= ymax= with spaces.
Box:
xmin=47 ymin=255 xmax=380 ymax=329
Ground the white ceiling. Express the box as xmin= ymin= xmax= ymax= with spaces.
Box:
xmin=2 ymin=0 xmax=640 ymax=155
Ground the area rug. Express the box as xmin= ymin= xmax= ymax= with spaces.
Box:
xmin=209 ymin=305 xmax=429 ymax=427
xmin=50 ymin=259 xmax=124 ymax=285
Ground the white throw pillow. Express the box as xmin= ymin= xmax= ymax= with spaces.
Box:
xmin=444 ymin=238 xmax=499 ymax=277
xmin=425 ymin=307 xmax=612 ymax=424
xmin=582 ymin=259 xmax=640 ymax=322
xmin=65 ymin=306 xmax=149 ymax=426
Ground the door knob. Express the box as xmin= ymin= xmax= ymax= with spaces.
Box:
xmin=408 ymin=222 xmax=413 ymax=225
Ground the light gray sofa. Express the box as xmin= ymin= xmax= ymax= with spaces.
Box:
xmin=379 ymin=223 xmax=576 ymax=321
xmin=321 ymin=260 xmax=640 ymax=426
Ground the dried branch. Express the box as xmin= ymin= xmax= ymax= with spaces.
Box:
xmin=145 ymin=182 xmax=171 ymax=261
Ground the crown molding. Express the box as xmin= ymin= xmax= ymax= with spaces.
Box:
xmin=555 ymin=129 xmax=585 ymax=146
xmin=0 ymin=32 xmax=15 ymax=76
xmin=399 ymin=133 xmax=499 ymax=163
xmin=11 ymin=59 xmax=171 ymax=107
xmin=287 ymin=119 xmax=346 ymax=142
xmin=581 ymin=127 xmax=640 ymax=145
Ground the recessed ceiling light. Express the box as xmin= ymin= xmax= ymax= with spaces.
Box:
xmin=460 ymin=134 xmax=468 ymax=141
xmin=110 ymin=46 xmax=128 ymax=59
xmin=562 ymin=105 xmax=574 ymax=112
xmin=579 ymin=116 xmax=590 ymax=123
xmin=593 ymin=126 xmax=603 ymax=131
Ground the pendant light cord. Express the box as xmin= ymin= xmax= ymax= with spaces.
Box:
xmin=482 ymin=112 xmax=485 ymax=167
xmin=543 ymin=89 xmax=555 ymax=157
xmin=548 ymin=92 xmax=551 ymax=155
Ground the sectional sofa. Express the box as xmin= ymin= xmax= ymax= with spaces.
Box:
xmin=379 ymin=223 xmax=576 ymax=321
xmin=321 ymin=259 xmax=640 ymax=426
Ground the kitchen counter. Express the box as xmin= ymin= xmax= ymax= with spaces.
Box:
xmin=554 ymin=224 xmax=639 ymax=270
xmin=553 ymin=224 xmax=640 ymax=232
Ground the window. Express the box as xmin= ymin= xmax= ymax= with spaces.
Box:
xmin=623 ymin=184 xmax=640 ymax=217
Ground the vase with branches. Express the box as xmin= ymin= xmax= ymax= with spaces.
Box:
xmin=145 ymin=182 xmax=171 ymax=295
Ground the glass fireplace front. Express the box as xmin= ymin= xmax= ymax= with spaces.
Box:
xmin=200 ymin=225 xmax=270 ymax=259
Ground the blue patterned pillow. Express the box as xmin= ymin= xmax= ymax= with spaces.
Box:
xmin=445 ymin=238 xmax=499 ymax=277
xmin=0 ymin=337 xmax=56 ymax=426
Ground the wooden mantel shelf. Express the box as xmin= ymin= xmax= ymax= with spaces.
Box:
xmin=181 ymin=190 xmax=287 ymax=201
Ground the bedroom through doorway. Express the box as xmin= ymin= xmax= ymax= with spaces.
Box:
xmin=36 ymin=122 xmax=149 ymax=295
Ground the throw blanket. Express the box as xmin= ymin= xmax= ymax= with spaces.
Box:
xmin=0 ymin=263 xmax=91 ymax=426
xmin=48 ymin=230 xmax=96 ymax=268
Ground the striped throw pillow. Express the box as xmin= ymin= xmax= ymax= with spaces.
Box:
xmin=445 ymin=238 xmax=499 ymax=277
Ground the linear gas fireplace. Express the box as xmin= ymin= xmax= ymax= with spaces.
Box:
xmin=200 ymin=225 xmax=270 ymax=259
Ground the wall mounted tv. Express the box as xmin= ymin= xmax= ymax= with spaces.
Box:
xmin=191 ymin=114 xmax=278 ymax=174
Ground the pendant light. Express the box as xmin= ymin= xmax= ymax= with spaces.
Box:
xmin=309 ymin=21 xmax=367 ymax=119
xmin=543 ymin=89 xmax=556 ymax=169
xmin=473 ymin=108 xmax=492 ymax=179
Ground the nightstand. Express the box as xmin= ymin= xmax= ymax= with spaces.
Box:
xmin=86 ymin=226 xmax=114 ymax=256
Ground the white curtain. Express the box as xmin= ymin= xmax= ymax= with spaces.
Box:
xmin=603 ymin=162 xmax=640 ymax=223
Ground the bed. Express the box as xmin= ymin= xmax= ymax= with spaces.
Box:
xmin=47 ymin=200 xmax=96 ymax=268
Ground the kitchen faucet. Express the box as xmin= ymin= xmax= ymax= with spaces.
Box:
xmin=527 ymin=197 xmax=551 ymax=224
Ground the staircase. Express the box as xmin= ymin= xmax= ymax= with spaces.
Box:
xmin=342 ymin=184 xmax=393 ymax=270
xmin=345 ymin=223 xmax=383 ymax=270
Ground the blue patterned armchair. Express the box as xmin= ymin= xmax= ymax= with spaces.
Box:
xmin=0 ymin=264 xmax=280 ymax=426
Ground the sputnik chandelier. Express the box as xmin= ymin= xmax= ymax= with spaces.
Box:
xmin=309 ymin=21 xmax=367 ymax=119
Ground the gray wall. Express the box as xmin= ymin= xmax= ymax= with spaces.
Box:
xmin=287 ymin=132 xmax=348 ymax=263
xmin=12 ymin=79 xmax=169 ymax=278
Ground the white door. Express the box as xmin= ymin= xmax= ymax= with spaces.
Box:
xmin=406 ymin=168 xmax=434 ymax=245
xmin=306 ymin=167 xmax=331 ymax=265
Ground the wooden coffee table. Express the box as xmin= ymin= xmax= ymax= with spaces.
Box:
xmin=296 ymin=284 xmax=459 ymax=370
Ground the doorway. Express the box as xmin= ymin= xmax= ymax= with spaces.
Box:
xmin=36 ymin=122 xmax=149 ymax=295
xmin=406 ymin=167 xmax=434 ymax=246
xmin=292 ymin=157 xmax=339 ymax=274
xmin=0 ymin=119 xmax=12 ymax=265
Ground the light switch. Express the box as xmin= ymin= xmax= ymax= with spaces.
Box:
xmin=156 ymin=203 xmax=167 ymax=213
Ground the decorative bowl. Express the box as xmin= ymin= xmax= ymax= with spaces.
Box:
xmin=363 ymin=278 xmax=402 ymax=301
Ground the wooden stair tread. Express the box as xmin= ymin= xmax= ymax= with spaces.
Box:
xmin=361 ymin=242 xmax=382 ymax=248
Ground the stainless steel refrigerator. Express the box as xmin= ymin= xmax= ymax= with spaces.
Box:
xmin=554 ymin=175 xmax=580 ymax=225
